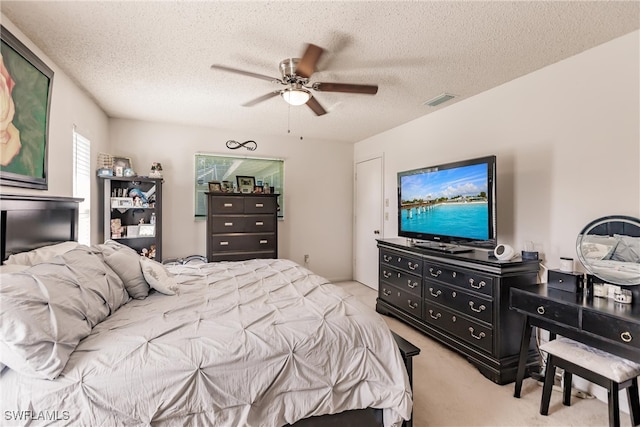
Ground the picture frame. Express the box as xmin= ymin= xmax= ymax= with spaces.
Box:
xmin=0 ymin=25 xmax=54 ymax=190
xmin=208 ymin=181 xmax=222 ymax=192
xmin=110 ymin=197 xmax=134 ymax=208
xmin=112 ymin=156 xmax=132 ymax=172
xmin=236 ymin=175 xmax=255 ymax=194
xmin=138 ymin=224 xmax=155 ymax=237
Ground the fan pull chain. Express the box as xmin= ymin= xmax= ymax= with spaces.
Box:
xmin=286 ymin=100 xmax=303 ymax=140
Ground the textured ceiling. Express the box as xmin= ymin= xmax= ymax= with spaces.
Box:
xmin=2 ymin=1 xmax=639 ymax=143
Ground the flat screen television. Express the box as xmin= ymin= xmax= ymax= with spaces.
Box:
xmin=397 ymin=155 xmax=497 ymax=252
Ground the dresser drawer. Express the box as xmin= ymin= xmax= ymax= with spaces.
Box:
xmin=380 ymin=250 xmax=422 ymax=276
xmin=380 ymin=265 xmax=421 ymax=297
xmin=425 ymin=281 xmax=493 ymax=324
xmin=423 ymin=302 xmax=493 ymax=353
xmin=209 ymin=233 xmax=276 ymax=252
xmin=583 ymin=310 xmax=640 ymax=350
xmin=209 ymin=196 xmax=245 ymax=213
xmin=209 ymin=215 xmax=275 ymax=233
xmin=424 ymin=262 xmax=494 ymax=297
xmin=510 ymin=290 xmax=580 ymax=328
xmin=209 ymin=251 xmax=274 ymax=262
xmin=379 ymin=284 xmax=422 ymax=317
xmin=244 ymin=197 xmax=277 ymax=213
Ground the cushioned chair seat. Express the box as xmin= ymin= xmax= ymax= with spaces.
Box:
xmin=539 ymin=337 xmax=640 ymax=427
xmin=540 ymin=338 xmax=640 ymax=383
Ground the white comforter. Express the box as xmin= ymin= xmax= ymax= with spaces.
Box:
xmin=1 ymin=259 xmax=412 ymax=426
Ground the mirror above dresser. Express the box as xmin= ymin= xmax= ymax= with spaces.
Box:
xmin=576 ymin=215 xmax=640 ymax=286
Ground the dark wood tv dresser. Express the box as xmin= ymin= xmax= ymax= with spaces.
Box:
xmin=376 ymin=238 xmax=540 ymax=384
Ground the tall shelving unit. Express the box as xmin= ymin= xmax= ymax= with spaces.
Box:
xmin=99 ymin=176 xmax=163 ymax=260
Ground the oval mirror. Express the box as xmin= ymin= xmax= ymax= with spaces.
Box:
xmin=576 ymin=215 xmax=640 ymax=286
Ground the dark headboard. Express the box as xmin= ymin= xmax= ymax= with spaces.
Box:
xmin=589 ymin=216 xmax=640 ymax=237
xmin=1 ymin=194 xmax=82 ymax=262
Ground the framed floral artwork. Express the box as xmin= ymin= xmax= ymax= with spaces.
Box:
xmin=0 ymin=25 xmax=54 ymax=190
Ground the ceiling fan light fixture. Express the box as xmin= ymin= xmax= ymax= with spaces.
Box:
xmin=282 ymin=88 xmax=311 ymax=106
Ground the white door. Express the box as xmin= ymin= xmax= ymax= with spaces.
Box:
xmin=354 ymin=156 xmax=383 ymax=290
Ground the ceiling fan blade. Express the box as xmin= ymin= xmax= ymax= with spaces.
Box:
xmin=242 ymin=91 xmax=281 ymax=107
xmin=306 ymin=95 xmax=327 ymax=116
xmin=296 ymin=44 xmax=324 ymax=78
xmin=211 ymin=64 xmax=280 ymax=83
xmin=314 ymin=82 xmax=378 ymax=95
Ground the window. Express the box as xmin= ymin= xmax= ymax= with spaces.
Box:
xmin=194 ymin=154 xmax=284 ymax=218
xmin=73 ymin=129 xmax=91 ymax=245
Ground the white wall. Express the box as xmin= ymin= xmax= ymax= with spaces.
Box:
xmin=108 ymin=119 xmax=354 ymax=281
xmin=355 ymin=30 xmax=640 ymax=272
xmin=0 ymin=16 xmax=111 ymax=246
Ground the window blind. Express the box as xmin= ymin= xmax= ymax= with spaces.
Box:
xmin=73 ymin=130 xmax=91 ymax=245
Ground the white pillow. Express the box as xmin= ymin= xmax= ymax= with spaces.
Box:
xmin=140 ymin=257 xmax=177 ymax=295
xmin=5 ymin=241 xmax=79 ymax=266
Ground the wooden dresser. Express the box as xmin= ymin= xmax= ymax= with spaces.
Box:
xmin=206 ymin=193 xmax=278 ymax=262
xmin=376 ymin=238 xmax=540 ymax=385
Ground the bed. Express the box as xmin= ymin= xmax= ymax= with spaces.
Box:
xmin=0 ymin=195 xmax=414 ymax=427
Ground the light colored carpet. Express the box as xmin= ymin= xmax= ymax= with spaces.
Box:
xmin=336 ymin=281 xmax=634 ymax=427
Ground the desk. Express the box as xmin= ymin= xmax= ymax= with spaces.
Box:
xmin=510 ymin=284 xmax=640 ymax=398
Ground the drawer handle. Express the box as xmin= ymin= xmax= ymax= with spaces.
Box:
xmin=429 ymin=287 xmax=442 ymax=297
xmin=408 ymin=262 xmax=418 ymax=270
xmin=382 ymin=288 xmax=392 ymax=296
xmin=259 ymin=240 xmax=268 ymax=244
xmin=621 ymin=331 xmax=633 ymax=343
xmin=469 ymin=327 xmax=486 ymax=340
xmin=537 ymin=306 xmax=545 ymax=315
xmin=407 ymin=280 xmax=418 ymax=289
xmin=219 ymin=241 xmax=229 ymax=246
xmin=255 ymin=221 xmax=264 ymax=226
xmin=469 ymin=301 xmax=486 ymax=313
xmin=383 ymin=255 xmax=392 ymax=262
xmin=429 ymin=268 xmax=442 ymax=278
xmin=407 ymin=300 xmax=418 ymax=310
xmin=223 ymin=203 xmax=233 ymax=207
xmin=469 ymin=279 xmax=486 ymax=289
xmin=224 ymin=222 xmax=233 ymax=226
xmin=255 ymin=203 xmax=264 ymax=208
xmin=429 ymin=310 xmax=441 ymax=320
xmin=383 ymin=271 xmax=392 ymax=279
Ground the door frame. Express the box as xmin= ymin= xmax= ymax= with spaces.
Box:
xmin=353 ymin=152 xmax=385 ymax=288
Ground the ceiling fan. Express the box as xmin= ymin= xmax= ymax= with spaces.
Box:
xmin=211 ymin=43 xmax=378 ymax=116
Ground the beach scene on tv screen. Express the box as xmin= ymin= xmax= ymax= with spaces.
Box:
xmin=400 ymin=163 xmax=489 ymax=240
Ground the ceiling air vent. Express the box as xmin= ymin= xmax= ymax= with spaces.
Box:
xmin=423 ymin=93 xmax=456 ymax=107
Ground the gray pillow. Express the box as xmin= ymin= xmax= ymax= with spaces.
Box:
xmin=611 ymin=234 xmax=640 ymax=263
xmin=95 ymin=241 xmax=150 ymax=299
xmin=0 ymin=245 xmax=129 ymax=379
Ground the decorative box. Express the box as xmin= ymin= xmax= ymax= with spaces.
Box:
xmin=548 ymin=269 xmax=585 ymax=293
